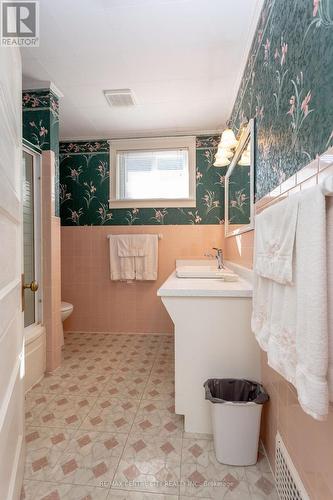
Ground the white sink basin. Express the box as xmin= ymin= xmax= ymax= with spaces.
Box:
xmin=176 ymin=265 xmax=239 ymax=281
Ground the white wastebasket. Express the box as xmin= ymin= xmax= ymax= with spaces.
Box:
xmin=204 ymin=378 xmax=269 ymax=466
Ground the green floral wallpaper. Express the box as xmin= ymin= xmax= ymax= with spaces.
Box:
xmin=230 ymin=0 xmax=333 ymax=200
xmin=59 ymin=136 xmax=226 ymax=226
xmin=22 ymin=89 xmax=60 ymax=215
xmin=228 ymin=165 xmax=251 ymax=224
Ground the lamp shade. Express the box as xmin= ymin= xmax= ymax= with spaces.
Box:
xmin=213 ymin=155 xmax=230 ymax=167
xmin=217 ymin=146 xmax=233 ymax=159
xmin=238 ymin=151 xmax=251 ymax=166
xmin=219 ymin=127 xmax=238 ymax=149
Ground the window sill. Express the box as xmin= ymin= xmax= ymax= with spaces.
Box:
xmin=109 ymin=198 xmax=197 ymax=209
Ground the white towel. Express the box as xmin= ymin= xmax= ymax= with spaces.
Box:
xmin=326 ymin=196 xmax=333 ymax=401
xmin=117 ymin=235 xmax=148 ymax=257
xmin=109 ymin=235 xmax=135 ymax=280
xmin=135 ymin=235 xmax=158 ymax=281
xmin=252 ymin=186 xmax=328 ymax=420
xmin=294 ymin=187 xmax=328 ymax=419
xmin=254 ymin=195 xmax=299 ymax=284
xmin=108 ymin=234 xmax=158 ymax=281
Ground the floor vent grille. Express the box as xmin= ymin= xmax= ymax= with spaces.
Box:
xmin=275 ymin=433 xmax=309 ymax=500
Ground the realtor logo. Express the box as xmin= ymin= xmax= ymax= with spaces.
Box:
xmin=1 ymin=1 xmax=39 ymax=46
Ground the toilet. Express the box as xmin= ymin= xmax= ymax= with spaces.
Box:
xmin=60 ymin=301 xmax=74 ymax=344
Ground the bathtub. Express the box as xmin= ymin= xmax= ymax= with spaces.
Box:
xmin=24 ymin=324 xmax=46 ymax=393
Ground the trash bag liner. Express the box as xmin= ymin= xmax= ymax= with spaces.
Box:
xmin=204 ymin=378 xmax=269 ymax=404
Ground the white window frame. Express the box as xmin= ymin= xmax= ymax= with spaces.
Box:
xmin=108 ymin=136 xmax=196 ymax=208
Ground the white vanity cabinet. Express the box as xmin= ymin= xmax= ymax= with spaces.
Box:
xmin=158 ymin=261 xmax=260 ymax=434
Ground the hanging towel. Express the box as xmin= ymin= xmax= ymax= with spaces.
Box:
xmin=117 ymin=234 xmax=148 ymax=257
xmin=135 ymin=234 xmax=158 ymax=280
xmin=254 ymin=195 xmax=299 ymax=284
xmin=108 ymin=235 xmax=135 ymax=280
xmin=326 ymin=196 xmax=333 ymax=402
xmin=252 ymin=185 xmax=328 ymax=420
xmin=108 ymin=234 xmax=158 ymax=281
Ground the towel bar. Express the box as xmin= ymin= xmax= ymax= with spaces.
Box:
xmin=107 ymin=233 xmax=163 ymax=239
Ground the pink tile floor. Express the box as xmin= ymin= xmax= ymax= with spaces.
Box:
xmin=22 ymin=332 xmax=277 ymax=499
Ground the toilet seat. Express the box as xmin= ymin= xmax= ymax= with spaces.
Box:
xmin=61 ymin=301 xmax=73 ymax=312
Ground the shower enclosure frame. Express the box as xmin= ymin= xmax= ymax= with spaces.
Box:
xmin=22 ymin=143 xmax=45 ymax=391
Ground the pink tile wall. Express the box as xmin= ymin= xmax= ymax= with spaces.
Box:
xmin=225 ymin=230 xmax=254 ymax=269
xmin=225 ymin=151 xmax=333 ymax=499
xmin=61 ymin=224 xmax=224 ymax=334
xmin=42 ymin=151 xmax=62 ymax=371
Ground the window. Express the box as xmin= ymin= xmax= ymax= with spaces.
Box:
xmin=108 ymin=136 xmax=196 ymax=208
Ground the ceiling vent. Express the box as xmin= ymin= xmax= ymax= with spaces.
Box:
xmin=103 ymin=89 xmax=136 ymax=107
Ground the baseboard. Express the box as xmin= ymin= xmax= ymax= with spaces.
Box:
xmin=7 ymin=434 xmax=25 ymax=500
xmin=64 ymin=330 xmax=174 ymax=336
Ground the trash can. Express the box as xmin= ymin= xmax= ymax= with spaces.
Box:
xmin=204 ymin=378 xmax=269 ymax=466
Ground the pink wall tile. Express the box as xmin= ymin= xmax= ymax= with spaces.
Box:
xmin=61 ymin=224 xmax=224 ymax=334
xmin=225 ymin=230 xmax=254 ymax=269
xmin=42 ymin=152 xmax=62 ymax=371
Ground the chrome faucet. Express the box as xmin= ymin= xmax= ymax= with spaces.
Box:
xmin=213 ymin=247 xmax=224 ymax=270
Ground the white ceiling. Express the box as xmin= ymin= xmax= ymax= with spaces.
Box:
xmin=21 ymin=0 xmax=264 ymax=140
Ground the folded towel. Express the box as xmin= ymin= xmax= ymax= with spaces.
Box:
xmin=326 ymin=196 xmax=333 ymax=402
xmin=109 ymin=235 xmax=135 ymax=280
xmin=109 ymin=234 xmax=158 ymax=281
xmin=117 ymin=235 xmax=148 ymax=257
xmin=135 ymin=234 xmax=158 ymax=280
xmin=252 ymin=185 xmax=329 ymax=420
xmin=254 ymin=195 xmax=299 ymax=284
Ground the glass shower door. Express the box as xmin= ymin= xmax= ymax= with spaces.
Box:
xmin=22 ymin=149 xmax=41 ymax=327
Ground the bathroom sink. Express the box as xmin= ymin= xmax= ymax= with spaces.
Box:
xmin=176 ymin=265 xmax=239 ymax=281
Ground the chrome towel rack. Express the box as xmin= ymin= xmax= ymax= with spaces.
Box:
xmin=107 ymin=233 xmax=163 ymax=239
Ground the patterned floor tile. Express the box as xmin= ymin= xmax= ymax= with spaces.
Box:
xmin=25 ymin=393 xmax=56 ymax=425
xmin=33 ymin=395 xmax=97 ymax=429
xmin=150 ymin=366 xmax=175 ymax=378
xmin=183 ymin=432 xmax=213 ymax=441
xmin=122 ymin=434 xmax=182 ymax=463
xmin=132 ymin=399 xmax=183 ymax=437
xmin=60 ymin=373 xmax=111 ymax=397
xmin=21 ymin=480 xmax=109 ymax=499
xmin=24 ymin=333 xmax=277 ymax=500
xmin=118 ymin=359 xmax=155 ymax=372
xmin=108 ymin=490 xmax=178 ymax=499
xmin=24 ymin=426 xmax=74 ymax=481
xmin=247 ymin=450 xmax=272 ymax=475
xmin=29 ymin=373 xmax=68 ymax=395
xmin=113 ymin=434 xmax=181 ymax=495
xmin=180 ymin=438 xmax=250 ymax=499
xmin=46 ymin=430 xmax=127 ymax=487
xmin=61 ymin=358 xmax=121 ymax=375
xmin=104 ymin=372 xmax=149 ymax=400
xmin=179 ymin=497 xmax=211 ymax=500
xmin=245 ymin=469 xmax=278 ymax=499
xmin=143 ymin=380 xmax=175 ymax=401
xmin=80 ymin=396 xmax=140 ymax=433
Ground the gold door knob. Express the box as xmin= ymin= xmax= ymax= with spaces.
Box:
xmin=24 ymin=280 xmax=39 ymax=292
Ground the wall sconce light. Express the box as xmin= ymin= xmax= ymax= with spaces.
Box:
xmin=219 ymin=127 xmax=238 ymax=149
xmin=238 ymin=149 xmax=251 ymax=166
xmin=214 ymin=119 xmax=249 ymax=167
xmin=213 ymin=154 xmax=231 ymax=167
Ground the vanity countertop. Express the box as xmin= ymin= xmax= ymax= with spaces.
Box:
xmin=158 ymin=260 xmax=253 ymax=298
